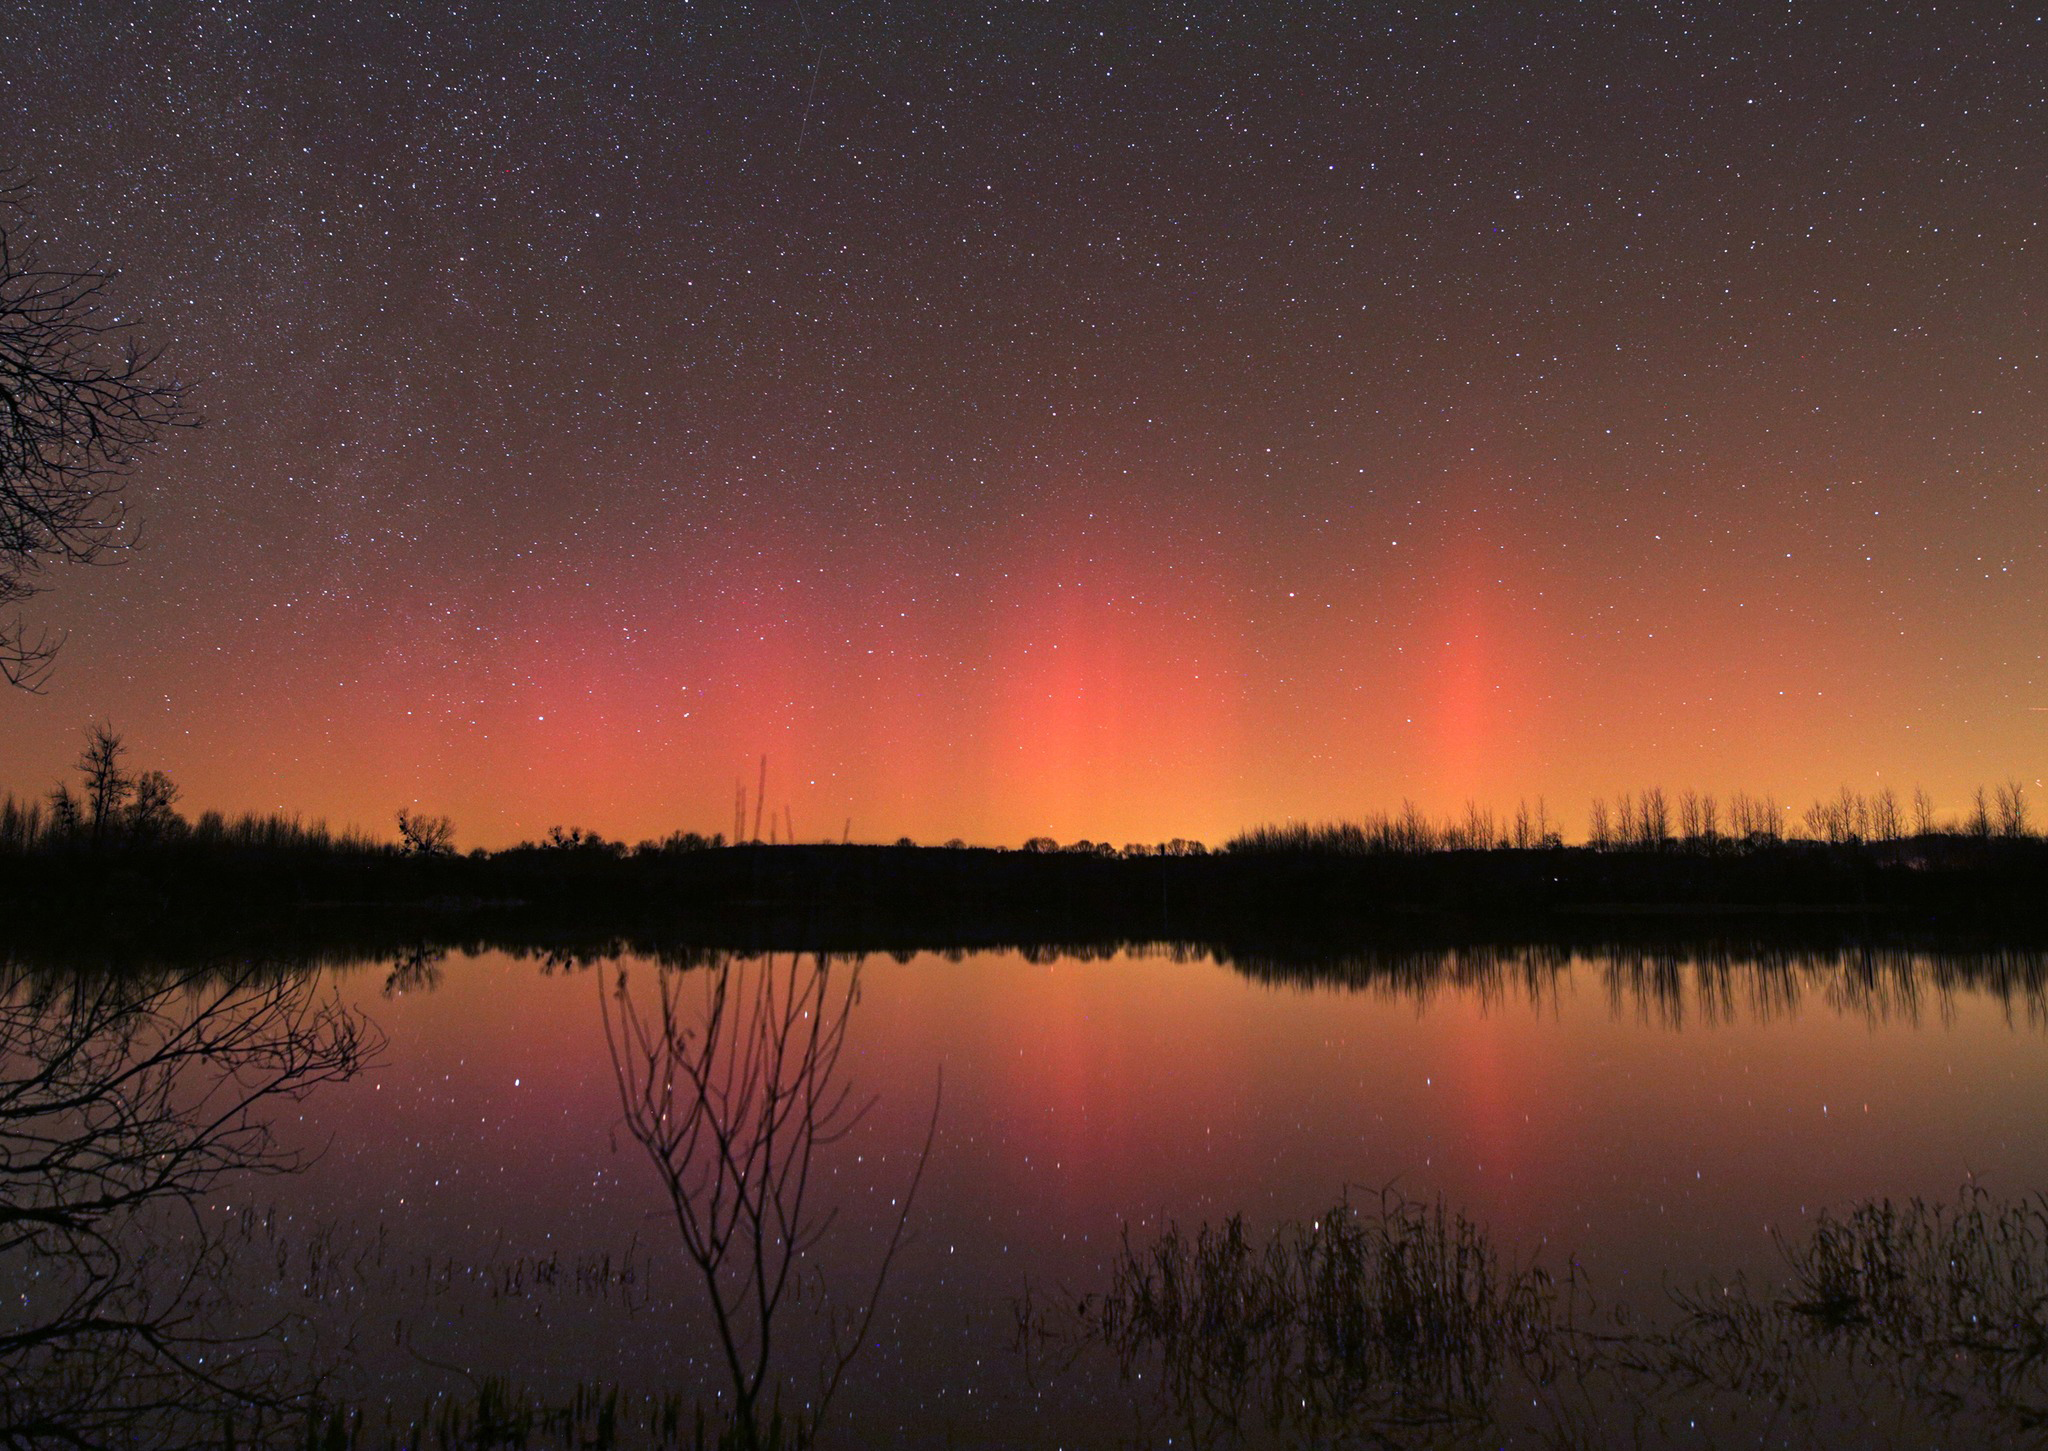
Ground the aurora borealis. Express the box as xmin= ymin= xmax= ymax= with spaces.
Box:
xmin=1 ymin=3 xmax=2040 ymax=847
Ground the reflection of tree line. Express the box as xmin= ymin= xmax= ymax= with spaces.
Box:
xmin=387 ymin=934 xmax=2048 ymax=1034
xmin=1021 ymin=1182 xmax=2048 ymax=1450
xmin=1213 ymin=940 xmax=2048 ymax=1029
xmin=20 ymin=931 xmax=2048 ymax=1033
xmin=522 ymin=937 xmax=2048 ymax=1032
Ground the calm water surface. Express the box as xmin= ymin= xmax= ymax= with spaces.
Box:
xmin=14 ymin=941 xmax=2048 ymax=1446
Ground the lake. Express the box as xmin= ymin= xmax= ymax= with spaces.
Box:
xmin=8 ymin=936 xmax=2048 ymax=1447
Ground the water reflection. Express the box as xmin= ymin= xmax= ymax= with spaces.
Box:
xmin=1 ymin=931 xmax=2045 ymax=1447
xmin=1019 ymin=1189 xmax=1558 ymax=1449
xmin=1030 ymin=1184 xmax=2048 ymax=1449
xmin=15 ymin=929 xmax=2048 ymax=1032
xmin=1193 ymin=939 xmax=2048 ymax=1029
xmin=603 ymin=952 xmax=937 ymax=1448
xmin=0 ymin=959 xmax=373 ymax=1446
xmin=383 ymin=941 xmax=448 ymax=996
xmin=496 ymin=934 xmax=2048 ymax=1031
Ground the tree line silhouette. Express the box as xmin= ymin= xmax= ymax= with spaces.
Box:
xmin=3 ymin=724 xmax=2037 ymax=862
xmin=2 ymin=724 xmax=2041 ymax=933
xmin=1227 ymin=781 xmax=2034 ymax=856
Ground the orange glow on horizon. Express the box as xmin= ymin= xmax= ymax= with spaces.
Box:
xmin=1 ymin=452 xmax=2039 ymax=851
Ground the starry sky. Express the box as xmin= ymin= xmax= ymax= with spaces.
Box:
xmin=0 ymin=2 xmax=2040 ymax=847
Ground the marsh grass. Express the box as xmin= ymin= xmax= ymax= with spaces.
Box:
xmin=1783 ymin=1184 xmax=2048 ymax=1338
xmin=304 ymin=1380 xmax=689 ymax=1450
xmin=1063 ymin=1190 xmax=1557 ymax=1441
xmin=304 ymin=1379 xmax=842 ymax=1451
xmin=1652 ymin=1184 xmax=2048 ymax=1434
xmin=1032 ymin=1184 xmax=2048 ymax=1448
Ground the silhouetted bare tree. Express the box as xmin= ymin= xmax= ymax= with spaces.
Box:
xmin=127 ymin=766 xmax=181 ymax=841
xmin=76 ymin=720 xmax=131 ymax=846
xmin=1587 ymin=798 xmax=1612 ymax=851
xmin=1678 ymin=790 xmax=1703 ymax=847
xmin=1806 ymin=793 xmax=1848 ymax=845
xmin=1996 ymin=779 xmax=2031 ymax=839
xmin=1 ymin=182 xmax=191 ymax=688
xmin=44 ymin=781 xmax=81 ymax=841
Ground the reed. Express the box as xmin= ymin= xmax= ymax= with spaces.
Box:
xmin=1043 ymin=1182 xmax=2048 ymax=1446
xmin=1078 ymin=1189 xmax=1555 ymax=1434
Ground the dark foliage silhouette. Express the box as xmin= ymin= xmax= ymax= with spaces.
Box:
xmin=1 ymin=739 xmax=2042 ymax=942
xmin=395 ymin=806 xmax=456 ymax=856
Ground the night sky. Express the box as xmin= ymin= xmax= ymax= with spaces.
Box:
xmin=1 ymin=3 xmax=2040 ymax=847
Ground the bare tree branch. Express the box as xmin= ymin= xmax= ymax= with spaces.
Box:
xmin=0 ymin=178 xmax=193 ymax=690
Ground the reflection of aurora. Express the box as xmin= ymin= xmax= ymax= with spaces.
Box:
xmin=0 ymin=936 xmax=2043 ymax=1444
xmin=495 ymin=935 xmax=2048 ymax=1031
